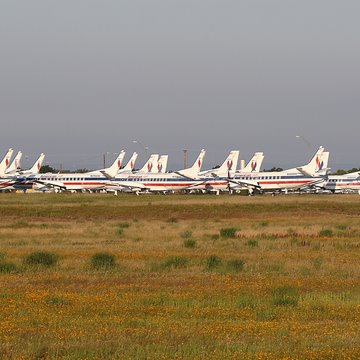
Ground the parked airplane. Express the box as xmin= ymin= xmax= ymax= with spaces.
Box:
xmin=117 ymin=152 xmax=138 ymax=174
xmin=240 ymin=152 xmax=264 ymax=173
xmin=0 ymin=149 xmax=17 ymax=190
xmin=317 ymin=171 xmax=360 ymax=194
xmin=105 ymin=149 xmax=206 ymax=194
xmin=12 ymin=153 xmax=46 ymax=191
xmin=154 ymin=155 xmax=168 ymax=174
xmin=189 ymin=150 xmax=240 ymax=194
xmin=0 ymin=148 xmax=14 ymax=177
xmin=135 ymin=154 xmax=159 ymax=174
xmin=228 ymin=146 xmax=329 ymax=194
xmin=32 ymin=151 xmax=125 ymax=192
xmin=6 ymin=151 xmax=22 ymax=174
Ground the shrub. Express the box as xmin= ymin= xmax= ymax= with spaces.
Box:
xmin=117 ymin=228 xmax=124 ymax=237
xmin=167 ymin=217 xmax=178 ymax=223
xmin=205 ymin=255 xmax=222 ymax=270
xmin=0 ymin=262 xmax=18 ymax=274
xmin=246 ymin=239 xmax=258 ymax=247
xmin=44 ymin=295 xmax=70 ymax=306
xmin=312 ymin=257 xmax=323 ymax=270
xmin=318 ymin=229 xmax=333 ymax=237
xmin=161 ymin=256 xmax=189 ymax=269
xmin=226 ymin=259 xmax=245 ymax=272
xmin=117 ymin=222 xmax=130 ymax=229
xmin=90 ymin=252 xmax=116 ymax=270
xmin=183 ymin=239 xmax=196 ymax=248
xmin=180 ymin=230 xmax=192 ymax=239
xmin=336 ymin=223 xmax=348 ymax=230
xmin=220 ymin=228 xmax=237 ymax=238
xmin=24 ymin=251 xmax=58 ymax=267
xmin=211 ymin=234 xmax=220 ymax=240
xmin=272 ymin=286 xmax=299 ymax=307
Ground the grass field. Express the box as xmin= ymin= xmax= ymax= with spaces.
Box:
xmin=1 ymin=193 xmax=360 ymax=359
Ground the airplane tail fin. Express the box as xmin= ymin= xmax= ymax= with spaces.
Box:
xmin=138 ymin=154 xmax=159 ymax=173
xmin=0 ymin=148 xmax=14 ymax=176
xmin=296 ymin=146 xmax=325 ymax=176
xmin=213 ymin=150 xmax=240 ymax=177
xmin=315 ymin=151 xmax=330 ymax=175
xmin=120 ymin=152 xmax=138 ymax=172
xmin=6 ymin=151 xmax=22 ymax=174
xmin=155 ymin=155 xmax=168 ymax=174
xmin=103 ymin=151 xmax=125 ymax=178
xmin=178 ymin=149 xmax=206 ymax=178
xmin=28 ymin=153 xmax=46 ymax=174
xmin=243 ymin=152 xmax=264 ymax=172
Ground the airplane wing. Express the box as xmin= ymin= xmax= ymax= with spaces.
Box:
xmin=183 ymin=180 xmax=208 ymax=189
xmin=106 ymin=181 xmax=147 ymax=192
xmin=100 ymin=170 xmax=114 ymax=180
xmin=226 ymin=178 xmax=261 ymax=189
xmin=34 ymin=179 xmax=67 ymax=190
xmin=296 ymin=167 xmax=314 ymax=177
xmin=297 ymin=177 xmax=327 ymax=190
xmin=173 ymin=171 xmax=197 ymax=181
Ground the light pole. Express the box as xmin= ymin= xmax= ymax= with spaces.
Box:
xmin=295 ymin=135 xmax=311 ymax=149
xmin=132 ymin=140 xmax=149 ymax=154
xmin=183 ymin=149 xmax=188 ymax=169
xmin=103 ymin=152 xmax=109 ymax=168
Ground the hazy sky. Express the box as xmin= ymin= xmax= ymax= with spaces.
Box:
xmin=1 ymin=1 xmax=359 ymax=170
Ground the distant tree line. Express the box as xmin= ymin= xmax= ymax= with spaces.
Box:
xmin=39 ymin=165 xmax=91 ymax=174
xmin=332 ymin=168 xmax=360 ymax=175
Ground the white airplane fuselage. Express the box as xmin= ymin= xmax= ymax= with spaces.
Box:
xmin=230 ymin=171 xmax=324 ymax=192
xmin=108 ymin=173 xmax=203 ymax=192
xmin=319 ymin=174 xmax=360 ymax=192
xmin=33 ymin=172 xmax=109 ymax=191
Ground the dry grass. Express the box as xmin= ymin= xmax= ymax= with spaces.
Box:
xmin=1 ymin=193 xmax=360 ymax=358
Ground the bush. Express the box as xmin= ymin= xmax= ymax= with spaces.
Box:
xmin=183 ymin=239 xmax=196 ymax=248
xmin=226 ymin=259 xmax=245 ymax=272
xmin=90 ymin=252 xmax=116 ymax=270
xmin=161 ymin=256 xmax=189 ymax=269
xmin=44 ymin=295 xmax=70 ymax=306
xmin=205 ymin=255 xmax=222 ymax=270
xmin=0 ymin=262 xmax=18 ymax=274
xmin=117 ymin=222 xmax=130 ymax=229
xmin=246 ymin=239 xmax=258 ymax=247
xmin=24 ymin=251 xmax=59 ymax=267
xmin=220 ymin=228 xmax=237 ymax=238
xmin=167 ymin=217 xmax=178 ymax=223
xmin=319 ymin=229 xmax=333 ymax=237
xmin=180 ymin=230 xmax=192 ymax=239
xmin=272 ymin=286 xmax=299 ymax=307
xmin=312 ymin=257 xmax=323 ymax=270
xmin=336 ymin=223 xmax=348 ymax=230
